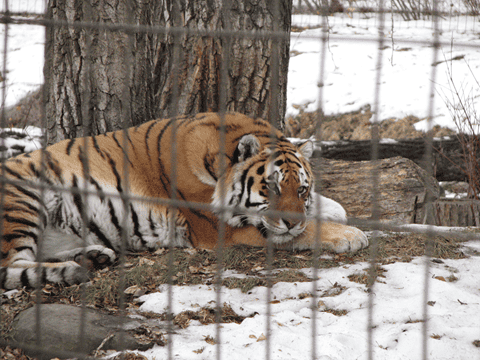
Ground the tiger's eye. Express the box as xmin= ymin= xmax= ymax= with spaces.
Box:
xmin=297 ymin=186 xmax=307 ymax=195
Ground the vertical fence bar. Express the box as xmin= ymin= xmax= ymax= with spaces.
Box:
xmin=118 ymin=1 xmax=136 ymax=358
xmin=76 ymin=0 xmax=96 ymax=354
xmin=0 ymin=1 xmax=9 ymax=343
xmin=422 ymin=0 xmax=440 ymax=358
xmin=215 ymin=1 xmax=233 ymax=359
xmin=167 ymin=2 xmax=183 ymax=360
xmin=368 ymin=0 xmax=386 ymax=359
xmin=311 ymin=4 xmax=330 ymax=359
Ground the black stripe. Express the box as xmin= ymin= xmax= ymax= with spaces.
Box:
xmin=14 ymin=246 xmax=34 ymax=253
xmin=16 ymin=229 xmax=38 ymax=242
xmin=59 ymin=266 xmax=67 ymax=284
xmin=71 ymin=175 xmax=84 ymax=217
xmin=46 ymin=155 xmax=63 ymax=179
xmin=0 ymin=267 xmax=7 ymax=289
xmin=66 ymin=138 xmax=76 ymax=155
xmin=126 ymin=131 xmax=135 ymax=150
xmin=1 ymin=189 xmax=22 ymax=198
xmin=89 ymin=177 xmax=105 ymax=201
xmin=256 ymin=223 xmax=268 ymax=237
xmin=1 ymin=233 xmax=24 ymax=242
xmin=3 ymin=204 xmax=37 ymax=217
xmin=4 ymin=214 xmax=38 ymax=228
xmin=41 ymin=267 xmax=47 ymax=285
xmin=156 ymin=118 xmax=186 ymax=196
xmin=4 ymin=166 xmax=25 ymax=180
xmin=92 ymin=136 xmax=105 ymax=159
xmin=245 ymin=177 xmax=264 ymax=207
xmin=148 ymin=211 xmax=156 ymax=232
xmin=107 ymin=199 xmax=122 ymax=238
xmin=17 ymin=200 xmax=40 ymax=214
xmin=88 ymin=221 xmax=116 ymax=251
xmin=130 ymin=204 xmax=145 ymax=245
xmin=70 ymin=225 xmax=80 ymax=237
xmin=10 ymin=181 xmax=42 ymax=205
xmin=112 ymin=132 xmax=133 ymax=166
xmin=112 ymin=131 xmax=122 ymax=149
xmin=237 ymin=162 xmax=258 ymax=206
xmin=144 ymin=121 xmax=158 ymax=161
xmin=28 ymin=162 xmax=54 ymax=185
xmin=105 ymin=153 xmax=123 ymax=193
xmin=203 ymin=155 xmax=217 ymax=182
xmin=20 ymin=268 xmax=30 ymax=288
xmin=78 ymin=147 xmax=88 ymax=177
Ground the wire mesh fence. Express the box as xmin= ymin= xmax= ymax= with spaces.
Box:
xmin=0 ymin=0 xmax=479 ymax=359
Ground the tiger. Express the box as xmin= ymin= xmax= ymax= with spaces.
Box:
xmin=0 ymin=112 xmax=368 ymax=289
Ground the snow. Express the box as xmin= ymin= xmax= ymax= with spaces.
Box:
xmin=288 ymin=14 xmax=480 ymax=132
xmin=131 ymin=254 xmax=480 ymax=360
xmin=2 ymin=2 xmax=480 ymax=360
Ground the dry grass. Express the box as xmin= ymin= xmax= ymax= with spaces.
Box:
xmin=285 ymin=107 xmax=455 ymax=140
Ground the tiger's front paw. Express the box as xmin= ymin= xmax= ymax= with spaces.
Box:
xmin=327 ymin=226 xmax=369 ymax=253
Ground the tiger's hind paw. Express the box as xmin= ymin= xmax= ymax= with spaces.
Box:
xmin=72 ymin=246 xmax=116 ymax=270
xmin=58 ymin=262 xmax=94 ymax=285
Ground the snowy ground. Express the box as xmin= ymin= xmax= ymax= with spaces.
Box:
xmin=1 ymin=2 xmax=480 ymax=360
xmin=132 ymin=245 xmax=480 ymax=360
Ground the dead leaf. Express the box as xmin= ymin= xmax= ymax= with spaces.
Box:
xmin=204 ymin=335 xmax=216 ymax=345
xmin=139 ymin=258 xmax=155 ymax=266
xmin=125 ymin=285 xmax=141 ymax=294
xmin=257 ymin=333 xmax=267 ymax=342
xmin=189 ymin=266 xmax=202 ymax=274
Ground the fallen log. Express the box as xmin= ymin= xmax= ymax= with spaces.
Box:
xmin=313 ymin=135 xmax=479 ymax=182
xmin=311 ymin=156 xmax=440 ymax=224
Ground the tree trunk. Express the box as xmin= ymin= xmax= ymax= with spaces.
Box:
xmin=44 ymin=0 xmax=292 ymax=144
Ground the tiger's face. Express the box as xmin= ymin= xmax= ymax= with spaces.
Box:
xmin=213 ymin=135 xmax=314 ymax=244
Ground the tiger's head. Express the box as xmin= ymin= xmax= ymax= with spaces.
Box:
xmin=212 ymin=135 xmax=314 ymax=244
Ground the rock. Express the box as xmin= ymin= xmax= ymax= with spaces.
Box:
xmin=12 ymin=304 xmax=152 ymax=359
xmin=312 ymin=156 xmax=440 ymax=224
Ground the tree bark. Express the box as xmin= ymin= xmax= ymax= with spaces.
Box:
xmin=314 ymin=135 xmax=480 ymax=182
xmin=44 ymin=0 xmax=292 ymax=144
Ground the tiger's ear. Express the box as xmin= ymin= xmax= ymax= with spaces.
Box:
xmin=232 ymin=135 xmax=261 ymax=164
xmin=297 ymin=140 xmax=314 ymax=159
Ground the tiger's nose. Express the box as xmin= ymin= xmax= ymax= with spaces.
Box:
xmin=283 ymin=219 xmax=299 ymax=230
